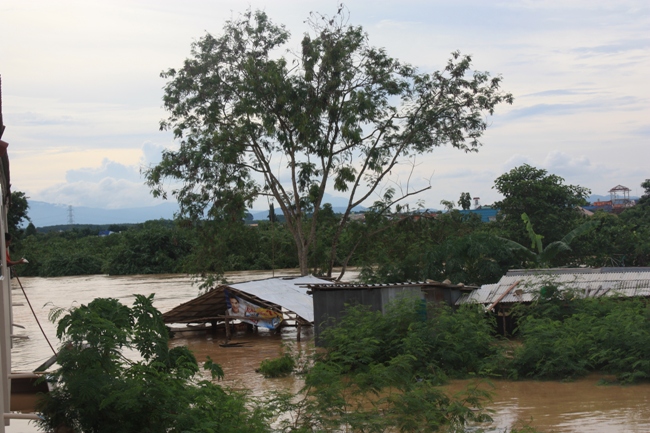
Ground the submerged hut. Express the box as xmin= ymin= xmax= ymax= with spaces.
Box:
xmin=162 ymin=275 xmax=332 ymax=341
xmin=457 ymin=267 xmax=650 ymax=334
xmin=308 ymin=280 xmax=475 ymax=345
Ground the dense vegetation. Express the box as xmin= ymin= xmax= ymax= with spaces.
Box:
xmin=321 ymin=292 xmax=650 ymax=386
xmin=10 ymin=175 xmax=650 ymax=283
xmin=39 ymin=295 xmax=522 ymax=433
xmin=12 ymin=218 xmax=300 ymax=278
xmin=43 ymin=291 xmax=650 ymax=432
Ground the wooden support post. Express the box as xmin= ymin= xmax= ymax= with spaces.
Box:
xmin=297 ymin=322 xmax=301 ymax=342
xmin=210 ymin=320 xmax=217 ymax=334
xmin=225 ymin=318 xmax=231 ymax=341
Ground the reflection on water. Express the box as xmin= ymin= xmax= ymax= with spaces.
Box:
xmin=7 ymin=271 xmax=650 ymax=432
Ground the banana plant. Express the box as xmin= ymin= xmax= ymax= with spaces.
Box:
xmin=502 ymin=213 xmax=600 ymax=267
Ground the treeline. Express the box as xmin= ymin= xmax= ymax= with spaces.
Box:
xmin=10 ymin=198 xmax=650 ymax=282
xmin=10 ymin=168 xmax=650 ymax=281
xmin=12 ymin=218 xmax=299 ymax=278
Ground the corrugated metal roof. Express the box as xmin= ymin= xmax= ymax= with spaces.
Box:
xmin=230 ymin=275 xmax=328 ymax=322
xmin=308 ymin=281 xmax=476 ymax=291
xmin=457 ymin=268 xmax=650 ymax=307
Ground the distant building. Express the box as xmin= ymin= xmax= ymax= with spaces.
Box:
xmin=583 ymin=185 xmax=637 ymax=214
xmin=459 ymin=206 xmax=498 ymax=222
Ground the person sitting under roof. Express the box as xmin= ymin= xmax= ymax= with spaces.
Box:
xmin=5 ymin=233 xmax=27 ymax=267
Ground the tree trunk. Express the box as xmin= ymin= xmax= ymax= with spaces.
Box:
xmin=298 ymin=244 xmax=309 ymax=276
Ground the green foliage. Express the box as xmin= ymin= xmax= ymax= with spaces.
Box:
xmin=8 ymin=190 xmax=30 ymax=238
xmin=275 ymin=297 xmax=500 ymax=432
xmin=511 ymin=314 xmax=595 ymax=379
xmin=361 ymin=213 xmax=513 ymax=286
xmin=569 ymin=209 xmax=650 ymax=267
xmin=13 ymin=217 xmax=303 ymax=277
xmin=38 ymin=294 xmax=502 ymax=433
xmin=41 ymin=253 xmax=104 ymax=277
xmin=320 ymin=297 xmax=503 ymax=381
xmin=105 ymin=220 xmax=194 ymax=275
xmin=270 ymin=357 xmax=494 ymax=433
xmin=509 ymin=295 xmax=650 ymax=383
xmin=258 ymin=353 xmax=296 ymax=378
xmin=493 ymin=164 xmax=590 ymax=246
xmin=25 ymin=222 xmax=37 ymax=236
xmin=37 ymin=295 xmax=272 ymax=433
xmin=639 ymin=178 xmax=650 ymax=205
xmin=313 ymin=290 xmax=650 ymax=394
xmin=500 ymin=213 xmax=600 ymax=268
xmin=422 ymin=233 xmax=514 ymax=286
xmin=458 ymin=192 xmax=472 ymax=210
xmin=14 ymin=232 xmax=118 ymax=277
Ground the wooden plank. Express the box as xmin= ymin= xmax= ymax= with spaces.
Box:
xmin=486 ymin=280 xmax=520 ymax=312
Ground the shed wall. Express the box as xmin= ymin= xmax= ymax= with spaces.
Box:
xmin=313 ymin=287 xmax=423 ymax=346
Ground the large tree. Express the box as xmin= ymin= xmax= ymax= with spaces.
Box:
xmin=146 ymin=9 xmax=512 ymax=276
xmin=493 ymin=164 xmax=590 ymax=246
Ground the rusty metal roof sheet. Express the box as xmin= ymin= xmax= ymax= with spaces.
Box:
xmin=457 ymin=268 xmax=650 ymax=307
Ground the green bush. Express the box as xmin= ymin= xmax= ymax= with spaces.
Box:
xmin=37 ymin=295 xmax=273 ymax=433
xmin=258 ymin=353 xmax=296 ymax=378
xmin=510 ymin=296 xmax=650 ymax=383
xmin=40 ymin=253 xmax=103 ymax=277
xmin=320 ymin=297 xmax=504 ymax=381
xmin=104 ymin=221 xmax=194 ymax=275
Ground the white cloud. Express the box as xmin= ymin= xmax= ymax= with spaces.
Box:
xmin=140 ymin=142 xmax=169 ymax=167
xmin=65 ymin=159 xmax=141 ymax=184
xmin=28 ymin=143 xmax=169 ymax=209
xmin=35 ymin=177 xmax=158 ymax=209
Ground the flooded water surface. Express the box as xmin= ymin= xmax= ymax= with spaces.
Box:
xmin=7 ymin=272 xmax=650 ymax=432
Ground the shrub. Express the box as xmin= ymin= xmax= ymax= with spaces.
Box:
xmin=37 ymin=295 xmax=272 ymax=433
xmin=258 ymin=353 xmax=296 ymax=378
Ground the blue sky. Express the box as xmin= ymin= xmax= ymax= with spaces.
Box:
xmin=1 ymin=0 xmax=648 ymax=212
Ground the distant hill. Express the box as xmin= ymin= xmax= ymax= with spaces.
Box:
xmin=32 ymin=193 xmax=629 ymax=228
xmin=27 ymin=196 xmax=368 ymax=228
xmin=27 ymin=201 xmax=180 ymax=228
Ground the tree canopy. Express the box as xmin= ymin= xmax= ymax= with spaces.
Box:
xmin=639 ymin=178 xmax=650 ymax=205
xmin=37 ymin=295 xmax=271 ymax=433
xmin=146 ymin=8 xmax=513 ymax=276
xmin=493 ymin=164 xmax=590 ymax=245
xmin=8 ymin=190 xmax=30 ymax=238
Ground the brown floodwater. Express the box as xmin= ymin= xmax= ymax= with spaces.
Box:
xmin=7 ymin=271 xmax=650 ymax=432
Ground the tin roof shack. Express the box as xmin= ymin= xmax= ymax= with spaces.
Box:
xmin=457 ymin=267 xmax=650 ymax=335
xmin=308 ymin=281 xmax=474 ymax=346
xmin=421 ymin=279 xmax=477 ymax=306
xmin=162 ymin=276 xmax=332 ymax=341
